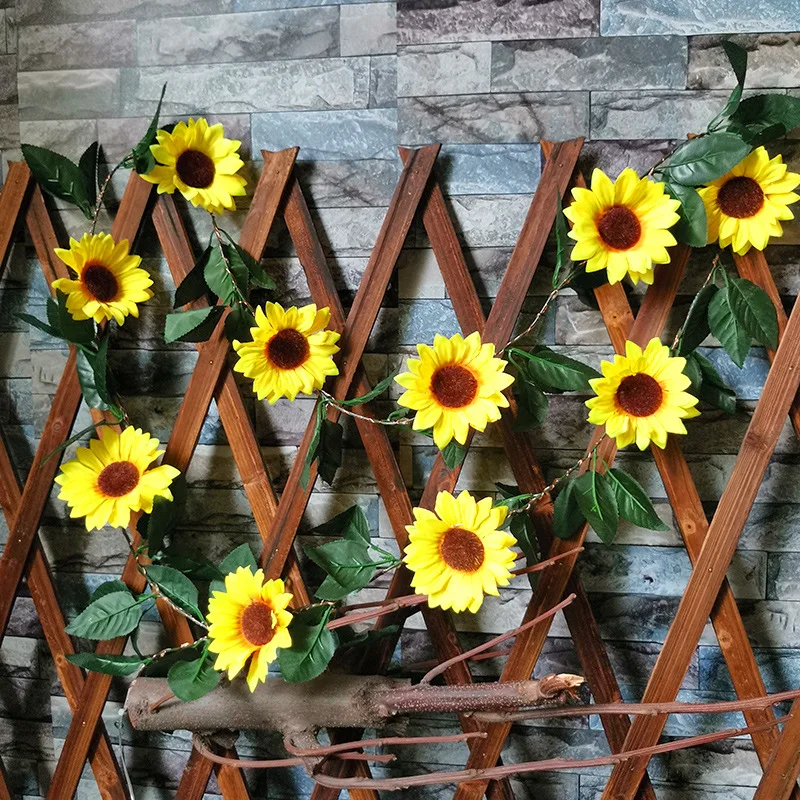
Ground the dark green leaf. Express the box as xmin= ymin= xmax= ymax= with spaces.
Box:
xmin=140 ymin=643 xmax=203 ymax=677
xmin=164 ymin=306 xmax=224 ymax=343
xmin=571 ymin=267 xmax=609 ymax=309
xmin=553 ymin=190 xmax=571 ymax=289
xmin=553 ymin=478 xmax=584 ymax=540
xmin=707 ymin=42 xmax=748 ymax=131
xmin=225 ymin=302 xmax=256 ymax=343
xmin=708 ymin=285 xmax=751 ymax=367
xmin=66 ymin=652 xmax=148 ymax=677
xmin=154 ymin=550 xmax=223 ymax=583
xmin=729 ymin=94 xmax=800 ymax=143
xmin=688 ymin=352 xmax=737 ymax=414
xmin=56 ymin=290 xmax=94 ymax=345
xmin=495 ymin=484 xmax=539 ymax=587
xmin=337 ymin=625 xmax=399 ymax=651
xmin=174 ymin=246 xmax=212 ymax=308
xmin=167 ymin=647 xmax=220 ymax=701
xmin=607 ymin=468 xmax=669 ymax=531
xmin=210 ymin=544 xmax=258 ymax=596
xmin=441 ymin=439 xmax=467 ymax=470
xmin=727 ymin=277 xmax=778 ymax=350
xmin=17 ymin=312 xmax=61 ymax=340
xmin=511 ymin=347 xmax=600 ymax=392
xmin=666 ymin=182 xmax=708 ymax=248
xmin=678 ymin=284 xmax=718 ymax=355
xmin=301 ymin=405 xmax=326 ymax=489
xmin=204 ymin=245 xmax=247 ymax=304
xmin=76 ymin=349 xmax=110 ymax=411
xmin=342 ymin=370 xmax=399 ymax=407
xmin=21 ymin=143 xmax=93 ymax=218
xmin=137 ymin=473 xmax=186 ymax=556
xmin=131 ymin=83 xmax=166 ymax=175
xmin=278 ymin=605 xmax=338 ymax=683
xmin=90 ymin=579 xmax=130 ymax=603
xmin=146 ymin=564 xmax=202 ymax=620
xmin=513 ymin=374 xmax=549 ymax=431
xmin=305 ymin=539 xmax=376 ymax=601
xmin=78 ymin=141 xmax=99 ymax=207
xmin=66 ymin=592 xmax=145 ymax=640
xmin=312 ymin=505 xmax=371 ymax=545
xmin=573 ymin=470 xmax=618 ymax=544
xmin=92 ymin=334 xmax=112 ymax=405
xmin=225 ymin=243 xmax=275 ymax=290
xmin=317 ymin=419 xmax=343 ymax=486
xmin=659 ymin=133 xmax=751 ymax=186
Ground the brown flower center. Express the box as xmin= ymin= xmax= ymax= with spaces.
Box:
xmin=240 ymin=602 xmax=275 ymax=647
xmin=97 ymin=461 xmax=139 ymax=498
xmin=597 ymin=206 xmax=642 ymax=251
xmin=430 ymin=365 xmax=478 ymax=409
xmin=717 ymin=176 xmax=764 ymax=219
xmin=266 ymin=328 xmax=310 ymax=370
xmin=176 ymin=149 xmax=216 ymax=189
xmin=82 ymin=263 xmax=119 ymax=303
xmin=615 ymin=373 xmax=663 ymax=417
xmin=440 ymin=527 xmax=485 ymax=573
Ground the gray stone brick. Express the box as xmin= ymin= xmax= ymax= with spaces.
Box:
xmin=340 ymin=3 xmax=396 ymax=56
xmin=602 ymin=0 xmax=800 ymax=36
xmin=19 ymin=119 xmax=96 ymax=160
xmin=397 ymin=42 xmax=492 ymax=97
xmin=293 ymin=158 xmax=400 ymax=207
xmin=17 ymin=0 xmax=233 ymax=24
xmin=579 ymin=775 xmax=756 ymax=799
xmin=369 ymin=53 xmax=396 ymax=108
xmin=399 ymin=92 xmax=589 ymax=145
xmin=493 ymin=36 xmax=687 ymax=92
xmin=137 ymin=7 xmax=338 ymax=66
xmin=19 ymin=68 xmax=121 ymax=121
xmin=18 ymin=21 xmax=135 ymax=71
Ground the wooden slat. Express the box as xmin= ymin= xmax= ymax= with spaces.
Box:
xmin=601 ymin=289 xmax=800 ymax=799
xmin=753 ymin=702 xmax=800 ymax=799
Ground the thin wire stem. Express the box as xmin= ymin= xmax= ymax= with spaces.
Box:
xmin=319 ymin=391 xmax=413 ymax=427
xmin=671 ymin=253 xmax=721 ymax=352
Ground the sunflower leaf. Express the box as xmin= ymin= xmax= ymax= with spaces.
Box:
xmin=317 ymin=419 xmax=343 ymax=486
xmin=305 ymin=539 xmax=377 ymax=601
xmin=17 ymin=312 xmax=62 ymax=341
xmin=209 ymin=544 xmax=258 ymax=596
xmin=553 ymin=190 xmax=571 ymax=289
xmin=164 ymin=305 xmax=224 ymax=343
xmin=204 ymin=245 xmax=247 ymax=305
xmin=553 ymin=477 xmax=584 ymax=539
xmin=678 ymin=284 xmax=718 ymax=355
xmin=510 ymin=347 xmax=600 ymax=392
xmin=687 ymin=352 xmax=738 ymax=414
xmin=728 ymin=94 xmax=800 ymax=144
xmin=76 ymin=349 xmax=110 ymax=411
xmin=174 ymin=247 xmax=213 ymax=308
xmin=606 ymin=468 xmax=669 ymax=532
xmin=131 ymin=82 xmax=166 ymax=176
xmin=513 ymin=370 xmax=549 ymax=430
xmin=312 ymin=505 xmax=371 ymax=545
xmin=55 ymin=289 xmax=95 ymax=345
xmin=66 ymin=591 xmax=145 ymax=640
xmin=707 ymin=41 xmax=748 ymax=131
xmin=658 ymin=133 xmax=751 ymax=186
xmin=708 ymin=285 xmax=752 ymax=367
xmin=21 ymin=143 xmax=94 ymax=218
xmin=90 ymin=579 xmax=130 ymax=603
xmin=341 ymin=369 xmax=399 ymax=407
xmin=78 ymin=141 xmax=99 ymax=207
xmin=726 ymin=277 xmax=779 ymax=350
xmin=278 ymin=605 xmax=338 ymax=683
xmin=573 ymin=470 xmax=618 ymax=544
xmin=570 ymin=267 xmax=610 ymax=310
xmin=225 ymin=243 xmax=275 ymax=291
xmin=496 ymin=483 xmax=539 ymax=587
xmin=167 ymin=645 xmax=220 ymax=702
xmin=337 ymin=625 xmax=400 ymax=652
xmin=441 ymin=439 xmax=467 ymax=470
xmin=224 ymin=302 xmax=256 ymax=343
xmin=137 ymin=474 xmax=186 ymax=556
xmin=665 ymin=182 xmax=708 ymax=248
xmin=66 ymin=652 xmax=149 ymax=677
xmin=146 ymin=564 xmax=202 ymax=621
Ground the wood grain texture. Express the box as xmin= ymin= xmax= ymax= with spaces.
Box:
xmin=753 ymin=700 xmax=800 ymax=799
xmin=602 ymin=289 xmax=800 ymax=799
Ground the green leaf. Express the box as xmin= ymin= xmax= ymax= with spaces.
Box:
xmin=224 ymin=302 xmax=256 ymax=343
xmin=666 ymin=182 xmax=708 ymax=248
xmin=301 ymin=404 xmax=326 ymax=489
xmin=204 ymin=244 xmax=247 ymax=304
xmin=553 ymin=478 xmax=584 ymax=540
xmin=659 ymin=133 xmax=751 ymax=186
xmin=513 ymin=373 xmax=549 ymax=431
xmin=317 ymin=419 xmax=343 ymax=486
xmin=312 ymin=505 xmax=371 ymax=545
xmin=66 ymin=652 xmax=148 ymax=677
xmin=687 ymin=352 xmax=737 ymax=414
xmin=553 ymin=190 xmax=571 ymax=289
xmin=140 ymin=643 xmax=204 ymax=677
xmin=17 ymin=312 xmax=62 ymax=341
xmin=571 ymin=266 xmax=609 ymax=309
xmin=66 ymin=592 xmax=145 ymax=640
xmin=56 ymin=289 xmax=94 ymax=345
xmin=573 ymin=470 xmax=618 ymax=544
xmin=164 ymin=306 xmax=224 ymax=344
xmin=678 ymin=284 xmax=718 ymax=355
xmin=90 ymin=579 xmax=130 ymax=603
xmin=441 ymin=439 xmax=467 ymax=470
xmin=278 ymin=605 xmax=338 ymax=683
xmin=167 ymin=647 xmax=221 ymax=702
xmin=606 ymin=468 xmax=669 ymax=532
xmin=131 ymin=83 xmax=166 ymax=175
xmin=305 ymin=539 xmax=376 ymax=601
xmin=342 ymin=370 xmax=398 ymax=407
xmin=726 ymin=277 xmax=778 ymax=350
xmin=78 ymin=141 xmax=99 ymax=207
xmin=225 ymin=243 xmax=275 ymax=291
xmin=154 ymin=550 xmax=224 ymax=583
xmin=137 ymin=473 xmax=186 ymax=556
xmin=708 ymin=285 xmax=752 ymax=367
xmin=707 ymin=41 xmax=748 ymax=131
xmin=729 ymin=94 xmax=800 ymax=144
xmin=511 ymin=347 xmax=600 ymax=392
xmin=76 ymin=349 xmax=110 ymax=411
xmin=337 ymin=625 xmax=399 ymax=652
xmin=174 ymin=247 xmax=213 ymax=308
xmin=21 ymin=143 xmax=93 ymax=218
xmin=210 ymin=544 xmax=258 ymax=596
xmin=496 ymin=483 xmax=539 ymax=587
xmin=146 ymin=564 xmax=202 ymax=620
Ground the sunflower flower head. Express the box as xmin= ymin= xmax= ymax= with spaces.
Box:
xmin=698 ymin=146 xmax=800 ymax=255
xmin=586 ymin=338 xmax=700 ymax=451
xmin=207 ymin=567 xmax=293 ymax=692
xmin=404 ymin=490 xmax=517 ymax=613
xmin=564 ymin=168 xmax=681 ymax=286
xmin=141 ymin=118 xmax=247 ymax=214
xmin=51 ymin=233 xmax=153 ymax=325
xmin=54 ymin=427 xmax=180 ymax=531
xmin=232 ymin=302 xmax=340 ymax=403
xmin=395 ymin=332 xmax=515 ymax=450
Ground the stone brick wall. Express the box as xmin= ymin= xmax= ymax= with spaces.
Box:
xmin=2 ymin=0 xmax=800 ymax=798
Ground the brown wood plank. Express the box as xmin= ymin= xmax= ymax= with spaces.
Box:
xmin=601 ymin=290 xmax=800 ymax=799
xmin=753 ymin=701 xmax=800 ymax=799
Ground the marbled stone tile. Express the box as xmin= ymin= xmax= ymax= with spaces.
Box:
xmin=767 ymin=552 xmax=800 ymax=600
xmin=18 ymin=68 xmax=121 ymax=121
xmin=579 ymin=775 xmax=756 ymax=799
xmin=17 ymin=0 xmax=233 ymax=23
xmin=18 ymin=21 xmax=135 ymax=71
xmin=591 ymin=90 xmax=733 ymax=140
xmin=0 ymin=11 xmax=7 ymax=56
xmin=312 ymin=205 xmax=388 ymax=255
xmin=120 ymin=59 xmax=371 ymax=116
xmin=426 ymin=194 xmax=530 ymax=248
xmin=0 ymin=718 xmax=52 ymax=761
xmin=579 ymin=138 xmax=674 ymax=177
xmin=0 ymin=53 xmax=16 ymax=106
xmin=19 ymin=119 xmax=97 ymax=161
xmin=0 ymin=636 xmax=39 ymax=680
xmin=39 ymin=525 xmax=131 ymax=574
xmin=740 ymin=504 xmax=800 ymax=551
xmin=493 ymin=36 xmax=687 ymax=93
xmin=397 ymin=248 xmax=445 ymax=299
xmin=701 ymin=644 xmax=800 ymax=694
xmin=341 ymin=3 xmax=396 ymax=56
xmin=4 ymin=8 xmax=14 ymax=55
xmin=397 ymin=42 xmax=491 ymax=97
xmin=0 ymin=333 xmax=31 ymax=380
xmin=399 ymin=91 xmax=589 ymax=145
xmin=252 ymin=109 xmax=396 ymax=161
xmin=0 ymin=677 xmax=51 ymax=721
xmin=137 ymin=7 xmax=338 ymax=66
xmin=397 ymin=0 xmax=598 ymax=45
xmin=0 ymin=103 xmax=19 ymax=149
xmin=397 ymin=298 xmax=459 ymax=345
xmin=437 ymin=144 xmax=541 ymax=195
xmin=369 ymin=53 xmax=396 ymax=108
xmin=602 ymin=0 xmax=800 ymax=36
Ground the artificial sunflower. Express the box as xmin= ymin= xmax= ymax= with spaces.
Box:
xmin=698 ymin=146 xmax=800 ymax=255
xmin=586 ymin=338 xmax=699 ymax=451
xmin=395 ymin=332 xmax=515 ymax=450
xmin=51 ymin=233 xmax=153 ymax=325
xmin=207 ymin=567 xmax=293 ymax=692
xmin=232 ymin=302 xmax=340 ymax=403
xmin=55 ymin=427 xmax=180 ymax=531
xmin=564 ymin=168 xmax=681 ymax=285
xmin=404 ymin=490 xmax=517 ymax=613
xmin=141 ymin=118 xmax=247 ymax=214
